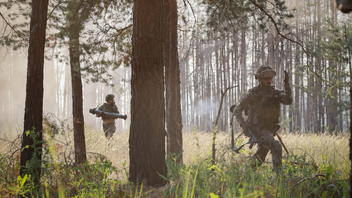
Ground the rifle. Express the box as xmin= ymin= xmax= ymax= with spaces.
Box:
xmin=232 ymin=120 xmax=263 ymax=153
xmin=230 ymin=104 xmax=290 ymax=155
xmin=89 ymin=108 xmax=127 ymax=120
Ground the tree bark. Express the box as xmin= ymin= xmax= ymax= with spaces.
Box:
xmin=20 ymin=0 xmax=49 ymax=189
xmin=165 ymin=0 xmax=183 ymax=163
xmin=129 ymin=0 xmax=167 ymax=186
xmin=69 ymin=32 xmax=87 ymax=164
xmin=349 ymin=51 xmax=352 ymax=198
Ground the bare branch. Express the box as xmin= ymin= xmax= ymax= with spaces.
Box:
xmin=212 ymin=85 xmax=238 ymax=166
xmin=249 ymin=0 xmax=305 ymax=53
xmin=48 ymin=1 xmax=64 ymax=19
xmin=249 ymin=0 xmax=322 ymax=79
xmin=114 ymin=24 xmax=132 ymax=38
xmin=73 ymin=0 xmax=86 ymax=20
xmin=287 ymin=174 xmax=325 ymax=190
xmin=0 ymin=11 xmax=26 ymax=41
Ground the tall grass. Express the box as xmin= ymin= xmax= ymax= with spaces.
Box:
xmin=0 ymin=124 xmax=349 ymax=197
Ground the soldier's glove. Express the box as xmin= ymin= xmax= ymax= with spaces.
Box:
xmin=96 ymin=111 xmax=104 ymax=117
xmin=284 ymin=71 xmax=290 ymax=85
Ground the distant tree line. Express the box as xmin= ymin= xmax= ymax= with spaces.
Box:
xmin=0 ymin=0 xmax=351 ymax=191
xmin=1 ymin=0 xmax=350 ymax=135
xmin=178 ymin=0 xmax=351 ymax=133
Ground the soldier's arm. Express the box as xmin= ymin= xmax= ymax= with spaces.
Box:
xmin=97 ymin=105 xmax=107 ymax=118
xmin=278 ymin=81 xmax=293 ymax=105
xmin=234 ymin=92 xmax=249 ymax=127
xmin=98 ymin=104 xmax=104 ymax=111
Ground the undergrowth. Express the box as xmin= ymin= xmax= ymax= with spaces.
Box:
xmin=0 ymin=119 xmax=349 ymax=197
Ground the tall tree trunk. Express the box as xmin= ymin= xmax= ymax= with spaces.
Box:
xmin=241 ymin=30 xmax=247 ymax=95
xmin=349 ymin=51 xmax=352 ymax=198
xmin=194 ymin=39 xmax=200 ymax=129
xmin=215 ymin=38 xmax=220 ymax=128
xmin=20 ymin=0 xmax=49 ymax=190
xmin=316 ymin=0 xmax=323 ymax=132
xmin=64 ymin=58 xmax=72 ymax=119
xmin=165 ymin=0 xmax=183 ymax=163
xmin=206 ymin=48 xmax=212 ymax=132
xmin=44 ymin=60 xmax=57 ymax=116
xmin=288 ymin=42 xmax=293 ymax=133
xmin=129 ymin=0 xmax=167 ymax=186
xmin=69 ymin=32 xmax=87 ymax=164
xmin=294 ymin=8 xmax=301 ymax=133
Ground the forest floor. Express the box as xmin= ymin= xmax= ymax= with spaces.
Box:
xmin=0 ymin=125 xmax=350 ymax=197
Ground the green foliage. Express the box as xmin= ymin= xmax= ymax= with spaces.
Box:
xmin=52 ymin=0 xmax=133 ymax=85
xmin=0 ymin=0 xmax=133 ymax=85
xmin=20 ymin=128 xmax=46 ymax=197
xmin=164 ymin=139 xmax=348 ymax=198
xmin=0 ymin=127 xmax=127 ymax=197
xmin=300 ymin=19 xmax=352 ymax=122
xmin=7 ymin=174 xmax=32 ymax=196
xmin=70 ymin=160 xmax=118 ymax=197
xmin=0 ymin=128 xmax=349 ymax=197
xmin=202 ymin=0 xmax=294 ymax=37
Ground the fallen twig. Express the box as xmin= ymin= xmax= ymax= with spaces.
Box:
xmin=287 ymin=174 xmax=325 ymax=190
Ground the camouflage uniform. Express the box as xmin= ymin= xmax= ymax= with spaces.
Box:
xmin=98 ymin=102 xmax=119 ymax=138
xmin=234 ymin=67 xmax=292 ymax=174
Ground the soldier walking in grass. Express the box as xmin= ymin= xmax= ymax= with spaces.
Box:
xmin=234 ymin=65 xmax=292 ymax=175
xmin=98 ymin=94 xmax=120 ymax=139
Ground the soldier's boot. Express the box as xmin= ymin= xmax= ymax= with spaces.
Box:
xmin=241 ymin=151 xmax=267 ymax=177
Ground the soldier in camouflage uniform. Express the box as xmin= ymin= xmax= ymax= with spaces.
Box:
xmin=98 ymin=94 xmax=120 ymax=139
xmin=234 ymin=65 xmax=292 ymax=175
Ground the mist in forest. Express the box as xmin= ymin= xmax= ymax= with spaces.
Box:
xmin=0 ymin=47 xmax=131 ymax=135
xmin=1 ymin=0 xmax=352 ymax=135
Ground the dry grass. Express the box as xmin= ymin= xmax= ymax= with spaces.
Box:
xmin=81 ymin=128 xmax=350 ymax=179
xmin=0 ymin=127 xmax=349 ymax=179
xmin=0 ymin=126 xmax=349 ymax=197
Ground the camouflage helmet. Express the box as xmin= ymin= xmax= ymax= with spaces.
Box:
xmin=105 ymin=94 xmax=115 ymax=102
xmin=254 ymin=65 xmax=276 ymax=79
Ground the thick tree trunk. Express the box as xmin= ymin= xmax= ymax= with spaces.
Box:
xmin=349 ymin=59 xmax=352 ymax=198
xmin=129 ymin=0 xmax=167 ymax=186
xmin=165 ymin=0 xmax=183 ymax=163
xmin=69 ymin=33 xmax=87 ymax=164
xmin=20 ymin=0 xmax=49 ymax=189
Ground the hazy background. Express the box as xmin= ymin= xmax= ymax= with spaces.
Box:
xmin=1 ymin=0 xmax=352 ymax=136
xmin=0 ymin=46 xmax=131 ymax=135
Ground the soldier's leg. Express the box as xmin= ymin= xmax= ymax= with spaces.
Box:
xmin=248 ymin=145 xmax=270 ymax=171
xmin=103 ymin=123 xmax=109 ymax=137
xmin=268 ymin=139 xmax=282 ymax=173
xmin=260 ymin=129 xmax=283 ymax=174
xmin=106 ymin=122 xmax=116 ymax=138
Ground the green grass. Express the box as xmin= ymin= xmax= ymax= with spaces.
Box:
xmin=0 ymin=123 xmax=349 ymax=197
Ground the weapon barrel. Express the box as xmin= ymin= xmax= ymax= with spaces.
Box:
xmin=244 ymin=120 xmax=263 ymax=146
xmin=89 ymin=108 xmax=127 ymax=120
